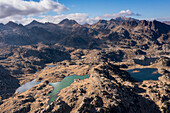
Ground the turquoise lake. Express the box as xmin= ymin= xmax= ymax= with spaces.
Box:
xmin=48 ymin=74 xmax=90 ymax=103
xmin=127 ymin=68 xmax=162 ymax=81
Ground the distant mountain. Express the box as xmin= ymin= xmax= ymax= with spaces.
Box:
xmin=163 ymin=21 xmax=170 ymax=25
xmin=25 ymin=20 xmax=45 ymax=29
xmin=6 ymin=21 xmax=23 ymax=28
xmin=59 ymin=18 xmax=78 ymax=26
xmin=0 ymin=17 xmax=169 ymax=48
xmin=114 ymin=17 xmax=139 ymax=22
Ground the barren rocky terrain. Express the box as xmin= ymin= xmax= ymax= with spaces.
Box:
xmin=0 ymin=17 xmax=169 ymax=113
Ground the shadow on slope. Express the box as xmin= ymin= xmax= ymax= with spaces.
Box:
xmin=0 ymin=65 xmax=19 ymax=100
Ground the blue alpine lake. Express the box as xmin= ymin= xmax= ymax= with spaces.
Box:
xmin=127 ymin=68 xmax=162 ymax=81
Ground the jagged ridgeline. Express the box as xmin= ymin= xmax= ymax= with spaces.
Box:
xmin=0 ymin=17 xmax=169 ymax=47
xmin=0 ymin=17 xmax=169 ymax=113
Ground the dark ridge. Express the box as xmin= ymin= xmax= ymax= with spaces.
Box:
xmin=0 ymin=23 xmax=4 ymax=26
xmin=151 ymin=20 xmax=170 ymax=35
xmin=6 ymin=21 xmax=23 ymax=27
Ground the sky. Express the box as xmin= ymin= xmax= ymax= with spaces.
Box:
xmin=0 ymin=0 xmax=170 ymax=25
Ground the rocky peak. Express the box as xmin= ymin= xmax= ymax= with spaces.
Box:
xmin=108 ymin=17 xmax=139 ymax=27
xmin=152 ymin=20 xmax=170 ymax=29
xmin=30 ymin=20 xmax=43 ymax=25
xmin=115 ymin=17 xmax=128 ymax=21
xmin=115 ymin=16 xmax=139 ymax=22
xmin=25 ymin=20 xmax=45 ymax=29
xmin=26 ymin=20 xmax=44 ymax=27
xmin=151 ymin=20 xmax=170 ymax=35
xmin=6 ymin=21 xmax=23 ymax=28
xmin=59 ymin=19 xmax=78 ymax=26
xmin=137 ymin=19 xmax=170 ymax=37
xmin=138 ymin=20 xmax=149 ymax=26
xmin=94 ymin=20 xmax=108 ymax=28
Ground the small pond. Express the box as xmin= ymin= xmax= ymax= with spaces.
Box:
xmin=127 ymin=68 xmax=162 ymax=81
xmin=48 ymin=74 xmax=90 ymax=103
xmin=16 ymin=79 xmax=42 ymax=92
xmin=15 ymin=64 xmax=57 ymax=93
xmin=41 ymin=65 xmax=57 ymax=71
xmin=47 ymin=65 xmax=57 ymax=68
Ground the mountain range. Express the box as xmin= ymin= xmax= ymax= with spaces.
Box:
xmin=0 ymin=17 xmax=169 ymax=48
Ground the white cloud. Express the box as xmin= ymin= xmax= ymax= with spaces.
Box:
xmin=146 ymin=17 xmax=170 ymax=22
xmin=101 ymin=9 xmax=140 ymax=18
xmin=0 ymin=0 xmax=68 ymax=18
xmin=0 ymin=13 xmax=100 ymax=25
xmin=38 ymin=10 xmax=140 ymax=24
xmin=39 ymin=13 xmax=101 ymax=24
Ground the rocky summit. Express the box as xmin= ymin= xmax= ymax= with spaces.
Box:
xmin=0 ymin=17 xmax=169 ymax=113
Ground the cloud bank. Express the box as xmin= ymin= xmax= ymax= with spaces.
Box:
xmin=146 ymin=17 xmax=170 ymax=22
xmin=0 ymin=9 xmax=141 ymax=25
xmin=0 ymin=0 xmax=68 ymax=18
xmin=102 ymin=10 xmax=140 ymax=18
